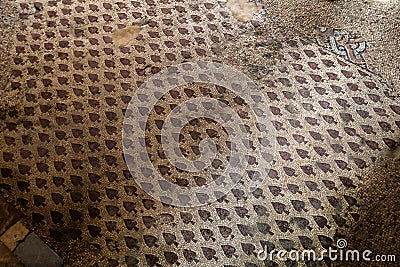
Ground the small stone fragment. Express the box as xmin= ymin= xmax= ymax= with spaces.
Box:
xmin=0 ymin=221 xmax=29 ymax=251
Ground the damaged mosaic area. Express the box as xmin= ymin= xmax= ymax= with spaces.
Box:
xmin=0 ymin=0 xmax=399 ymax=266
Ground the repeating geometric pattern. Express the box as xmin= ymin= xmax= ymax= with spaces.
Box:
xmin=0 ymin=0 xmax=398 ymax=266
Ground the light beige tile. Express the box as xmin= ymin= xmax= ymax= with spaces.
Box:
xmin=0 ymin=221 xmax=29 ymax=251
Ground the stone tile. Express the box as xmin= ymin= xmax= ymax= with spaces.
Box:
xmin=14 ymin=233 xmax=63 ymax=267
xmin=0 ymin=221 xmax=29 ymax=251
xmin=0 ymin=241 xmax=23 ymax=267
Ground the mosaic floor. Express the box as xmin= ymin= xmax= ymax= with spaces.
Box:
xmin=0 ymin=0 xmax=399 ymax=266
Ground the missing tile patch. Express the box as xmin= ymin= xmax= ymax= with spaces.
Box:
xmin=226 ymin=0 xmax=258 ymax=22
xmin=112 ymin=25 xmax=143 ymax=46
